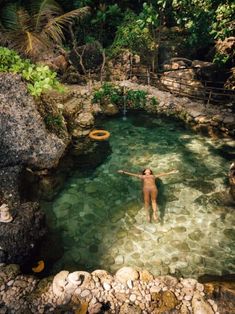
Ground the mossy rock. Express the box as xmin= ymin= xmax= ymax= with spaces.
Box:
xmin=151 ymin=290 xmax=179 ymax=313
xmin=28 ymin=276 xmax=53 ymax=300
xmin=3 ymin=264 xmax=21 ymax=278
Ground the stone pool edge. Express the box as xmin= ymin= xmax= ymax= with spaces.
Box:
xmin=1 ymin=264 xmax=232 ymax=313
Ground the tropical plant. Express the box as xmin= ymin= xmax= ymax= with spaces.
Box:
xmin=126 ymin=89 xmax=148 ymax=109
xmin=110 ymin=11 xmax=154 ymax=63
xmin=92 ymin=82 xmax=122 ymax=105
xmin=0 ymin=46 xmax=63 ymax=96
xmin=0 ymin=0 xmax=90 ymax=58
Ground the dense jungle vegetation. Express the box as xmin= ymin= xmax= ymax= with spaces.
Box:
xmin=0 ymin=0 xmax=234 ymax=90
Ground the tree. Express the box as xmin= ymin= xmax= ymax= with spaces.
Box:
xmin=0 ymin=0 xmax=90 ymax=59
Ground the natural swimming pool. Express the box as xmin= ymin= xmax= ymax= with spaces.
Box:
xmin=41 ymin=113 xmax=235 ymax=278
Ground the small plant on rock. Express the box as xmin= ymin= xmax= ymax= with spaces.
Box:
xmin=0 ymin=47 xmax=63 ymax=96
xmin=126 ymin=89 xmax=148 ymax=109
xmin=92 ymin=82 xmax=122 ymax=105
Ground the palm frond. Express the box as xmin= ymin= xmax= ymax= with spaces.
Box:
xmin=31 ymin=0 xmax=63 ymax=32
xmin=43 ymin=6 xmax=90 ymax=43
xmin=7 ymin=30 xmax=49 ymax=57
xmin=0 ymin=4 xmax=32 ymax=32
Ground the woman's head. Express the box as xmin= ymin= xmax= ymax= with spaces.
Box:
xmin=142 ymin=168 xmax=153 ymax=175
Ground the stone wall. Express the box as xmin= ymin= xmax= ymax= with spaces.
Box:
xmin=1 ymin=264 xmax=233 ymax=314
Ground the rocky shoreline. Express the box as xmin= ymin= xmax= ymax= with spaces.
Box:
xmin=1 ymin=264 xmax=234 ymax=313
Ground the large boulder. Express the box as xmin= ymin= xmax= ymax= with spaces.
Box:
xmin=0 ymin=73 xmax=66 ymax=264
xmin=0 ymin=166 xmax=46 ymax=264
xmin=0 ymin=73 xmax=66 ymax=170
xmin=160 ymin=62 xmax=205 ymax=98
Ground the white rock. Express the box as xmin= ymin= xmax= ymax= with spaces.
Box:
xmin=80 ymin=289 xmax=91 ymax=298
xmin=181 ymin=278 xmax=197 ymax=289
xmin=129 ymin=294 xmax=136 ymax=302
xmin=145 ymin=294 xmax=151 ymax=302
xmin=115 ymin=267 xmax=139 ymax=284
xmin=52 ymin=271 xmax=69 ymax=296
xmin=67 ymin=272 xmax=82 ymax=286
xmin=196 ymin=282 xmax=204 ymax=292
xmin=192 ymin=292 xmax=214 ymax=314
xmin=7 ymin=280 xmax=14 ymax=286
xmin=103 ymin=282 xmax=111 ymax=291
xmin=127 ymin=280 xmax=133 ymax=289
xmin=184 ymin=294 xmax=193 ymax=301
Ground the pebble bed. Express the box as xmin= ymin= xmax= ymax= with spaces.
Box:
xmin=0 ymin=264 xmax=220 ymax=313
xmin=42 ymin=113 xmax=235 ymax=279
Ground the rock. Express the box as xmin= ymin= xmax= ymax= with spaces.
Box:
xmin=52 ymin=270 xmax=69 ymax=296
xmin=88 ymin=302 xmax=102 ymax=314
xmin=139 ymin=270 xmax=154 ymax=282
xmin=71 ymin=271 xmax=92 ymax=288
xmin=180 ymin=303 xmax=190 ymax=314
xmin=119 ymin=303 xmax=142 ymax=314
xmin=0 ymin=204 xmax=13 ymax=223
xmin=192 ymin=292 xmax=214 ymax=314
xmin=127 ymin=280 xmax=133 ymax=289
xmin=75 ymin=112 xmax=94 ymax=129
xmin=80 ymin=289 xmax=91 ymax=298
xmin=0 ymin=201 xmax=46 ymax=265
xmin=103 ymin=103 xmax=119 ymax=116
xmin=160 ymin=69 xmax=205 ymax=98
xmin=91 ymin=270 xmax=113 ymax=284
xmin=103 ymin=282 xmax=111 ymax=291
xmin=67 ymin=272 xmax=83 ymax=286
xmin=181 ymin=278 xmax=197 ymax=289
xmin=129 ymin=294 xmax=137 ymax=302
xmin=196 ymin=283 xmax=204 ymax=292
xmin=150 ymin=286 xmax=161 ymax=293
xmin=151 ymin=290 xmax=179 ymax=312
xmin=115 ymin=267 xmax=139 ymax=284
xmin=229 ymin=162 xmax=235 ymax=200
xmin=0 ymin=73 xmax=66 ymax=169
xmin=223 ymin=116 xmax=235 ymax=125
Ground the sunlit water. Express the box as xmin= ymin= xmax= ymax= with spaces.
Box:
xmin=41 ymin=113 xmax=235 ymax=278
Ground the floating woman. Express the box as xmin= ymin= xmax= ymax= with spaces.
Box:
xmin=118 ymin=168 xmax=178 ymax=223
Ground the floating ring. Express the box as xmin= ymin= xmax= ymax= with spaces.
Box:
xmin=32 ymin=260 xmax=45 ymax=273
xmin=89 ymin=129 xmax=110 ymax=141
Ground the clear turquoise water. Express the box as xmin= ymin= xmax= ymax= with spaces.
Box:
xmin=42 ymin=113 xmax=235 ymax=278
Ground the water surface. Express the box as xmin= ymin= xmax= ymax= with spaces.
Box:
xmin=42 ymin=113 xmax=235 ymax=278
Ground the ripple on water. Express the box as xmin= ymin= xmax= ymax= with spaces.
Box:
xmin=41 ymin=114 xmax=234 ymax=278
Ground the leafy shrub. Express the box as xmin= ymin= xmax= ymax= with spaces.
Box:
xmin=92 ymin=82 xmax=122 ymax=105
xmin=126 ymin=89 xmax=148 ymax=109
xmin=93 ymin=83 xmax=158 ymax=110
xmin=150 ymin=96 xmax=159 ymax=106
xmin=0 ymin=47 xmax=63 ymax=96
xmin=109 ymin=11 xmax=154 ymax=61
xmin=44 ymin=114 xmax=64 ymax=132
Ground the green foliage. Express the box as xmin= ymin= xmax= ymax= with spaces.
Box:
xmin=126 ymin=89 xmax=147 ymax=109
xmin=92 ymin=82 xmax=158 ymax=109
xmin=110 ymin=11 xmax=154 ymax=61
xmin=92 ymin=82 xmax=122 ymax=105
xmin=44 ymin=114 xmax=64 ymax=130
xmin=213 ymin=52 xmax=230 ymax=66
xmin=150 ymin=96 xmax=159 ymax=106
xmin=0 ymin=0 xmax=90 ymax=58
xmin=211 ymin=2 xmax=235 ymax=40
xmin=0 ymin=47 xmax=63 ymax=96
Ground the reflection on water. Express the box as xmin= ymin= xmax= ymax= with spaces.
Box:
xmin=41 ymin=113 xmax=235 ymax=278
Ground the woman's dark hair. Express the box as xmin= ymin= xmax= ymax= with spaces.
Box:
xmin=142 ymin=168 xmax=153 ymax=175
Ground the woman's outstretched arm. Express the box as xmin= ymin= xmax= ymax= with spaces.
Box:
xmin=118 ymin=170 xmax=142 ymax=178
xmin=155 ymin=169 xmax=178 ymax=178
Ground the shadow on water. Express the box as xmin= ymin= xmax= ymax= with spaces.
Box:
xmin=35 ymin=112 xmax=233 ymax=277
